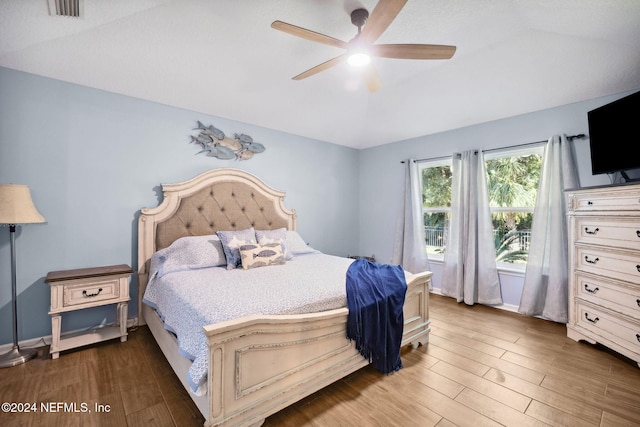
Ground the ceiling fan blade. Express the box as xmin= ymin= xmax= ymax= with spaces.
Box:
xmin=363 ymin=64 xmax=381 ymax=93
xmin=359 ymin=0 xmax=407 ymax=44
xmin=371 ymin=44 xmax=456 ymax=60
xmin=271 ymin=21 xmax=348 ymax=50
xmin=292 ymin=55 xmax=346 ymax=80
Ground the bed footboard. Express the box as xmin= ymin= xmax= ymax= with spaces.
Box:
xmin=203 ymin=270 xmax=432 ymax=427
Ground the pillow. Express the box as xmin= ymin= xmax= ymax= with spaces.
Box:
xmin=216 ymin=228 xmax=257 ymax=270
xmin=239 ymin=242 xmax=286 ymax=270
xmin=255 ymin=228 xmax=292 ymax=260
xmin=151 ymin=235 xmax=225 ymax=278
xmin=286 ymin=230 xmax=317 ymax=255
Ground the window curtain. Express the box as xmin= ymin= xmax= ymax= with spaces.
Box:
xmin=519 ymin=134 xmax=579 ymax=323
xmin=392 ymin=159 xmax=430 ymax=275
xmin=441 ymin=151 xmax=502 ymax=305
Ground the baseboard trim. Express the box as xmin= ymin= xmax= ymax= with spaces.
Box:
xmin=430 ymin=288 xmax=520 ymax=313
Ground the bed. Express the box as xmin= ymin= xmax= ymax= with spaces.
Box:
xmin=137 ymin=168 xmax=432 ymax=427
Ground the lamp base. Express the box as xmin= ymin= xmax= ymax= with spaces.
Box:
xmin=0 ymin=345 xmax=38 ymax=368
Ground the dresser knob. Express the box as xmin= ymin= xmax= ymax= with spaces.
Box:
xmin=637 ymin=265 xmax=640 ymax=273
xmin=584 ymin=256 xmax=599 ymax=264
xmin=637 ymin=230 xmax=640 ymax=238
xmin=584 ymin=227 xmax=599 ymax=235
xmin=637 ymin=299 xmax=640 ymax=308
xmin=585 ymin=313 xmax=599 ymax=324
xmin=637 ymin=334 xmax=640 ymax=344
xmin=587 ymin=201 xmax=593 ymax=205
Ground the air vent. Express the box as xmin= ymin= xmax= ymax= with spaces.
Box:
xmin=48 ymin=0 xmax=83 ymax=18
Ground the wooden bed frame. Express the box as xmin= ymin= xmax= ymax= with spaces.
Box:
xmin=137 ymin=168 xmax=432 ymax=426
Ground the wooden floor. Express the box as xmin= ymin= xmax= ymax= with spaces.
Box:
xmin=1 ymin=294 xmax=639 ymax=427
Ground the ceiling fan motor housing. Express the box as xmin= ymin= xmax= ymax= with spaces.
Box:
xmin=351 ymin=8 xmax=369 ymax=30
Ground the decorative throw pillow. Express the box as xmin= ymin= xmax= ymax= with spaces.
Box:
xmin=216 ymin=228 xmax=257 ymax=270
xmin=255 ymin=228 xmax=292 ymax=260
xmin=285 ymin=230 xmax=317 ymax=255
xmin=151 ymin=235 xmax=226 ymax=278
xmin=239 ymin=242 xmax=286 ymax=270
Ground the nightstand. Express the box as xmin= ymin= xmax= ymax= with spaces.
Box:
xmin=45 ymin=264 xmax=134 ymax=359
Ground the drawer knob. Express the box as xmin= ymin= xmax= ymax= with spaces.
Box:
xmin=82 ymin=288 xmax=103 ymax=298
xmin=636 ymin=230 xmax=640 ymax=238
xmin=637 ymin=265 xmax=640 ymax=273
xmin=637 ymin=299 xmax=640 ymax=308
xmin=584 ymin=227 xmax=599 ymax=235
xmin=584 ymin=256 xmax=599 ymax=264
xmin=584 ymin=313 xmax=599 ymax=324
xmin=587 ymin=201 xmax=593 ymax=205
xmin=584 ymin=284 xmax=599 ymax=294
xmin=637 ymin=334 xmax=640 ymax=344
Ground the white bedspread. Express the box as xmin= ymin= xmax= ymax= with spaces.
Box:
xmin=143 ymin=252 xmax=355 ymax=394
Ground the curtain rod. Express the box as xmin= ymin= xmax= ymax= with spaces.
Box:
xmin=401 ymin=133 xmax=587 ymax=163
xmin=482 ymin=133 xmax=587 ymax=154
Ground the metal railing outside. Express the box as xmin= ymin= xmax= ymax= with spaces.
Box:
xmin=424 ymin=226 xmax=531 ymax=252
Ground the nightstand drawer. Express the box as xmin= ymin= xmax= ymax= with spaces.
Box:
xmin=63 ymin=278 xmax=120 ymax=307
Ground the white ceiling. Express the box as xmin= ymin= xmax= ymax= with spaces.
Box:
xmin=1 ymin=0 xmax=639 ymax=149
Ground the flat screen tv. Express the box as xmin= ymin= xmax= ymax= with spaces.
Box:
xmin=588 ymin=90 xmax=640 ymax=181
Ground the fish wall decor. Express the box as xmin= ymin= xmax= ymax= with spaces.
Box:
xmin=190 ymin=121 xmax=266 ymax=160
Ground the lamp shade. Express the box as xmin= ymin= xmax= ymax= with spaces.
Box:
xmin=0 ymin=184 xmax=45 ymax=225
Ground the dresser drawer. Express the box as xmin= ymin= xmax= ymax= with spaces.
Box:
xmin=574 ymin=217 xmax=640 ymax=250
xmin=569 ymin=189 xmax=640 ymax=212
xmin=63 ymin=278 xmax=120 ymax=307
xmin=576 ymin=301 xmax=640 ymax=356
xmin=575 ymin=246 xmax=640 ymax=284
xmin=575 ymin=273 xmax=640 ymax=318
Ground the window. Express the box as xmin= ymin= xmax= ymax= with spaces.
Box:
xmin=419 ymin=147 xmax=543 ymax=266
xmin=419 ymin=159 xmax=453 ymax=257
xmin=485 ymin=147 xmax=543 ymax=266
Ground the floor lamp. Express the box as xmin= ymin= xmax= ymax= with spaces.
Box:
xmin=0 ymin=184 xmax=45 ymax=368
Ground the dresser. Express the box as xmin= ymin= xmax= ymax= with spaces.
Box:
xmin=45 ymin=264 xmax=133 ymax=359
xmin=566 ymin=183 xmax=640 ymax=367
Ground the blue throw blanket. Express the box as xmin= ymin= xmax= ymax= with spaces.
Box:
xmin=346 ymin=259 xmax=408 ymax=374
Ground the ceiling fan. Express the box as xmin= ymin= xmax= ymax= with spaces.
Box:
xmin=271 ymin=0 xmax=456 ymax=92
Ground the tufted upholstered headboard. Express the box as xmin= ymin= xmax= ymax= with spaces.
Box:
xmin=136 ymin=168 xmax=296 ymax=324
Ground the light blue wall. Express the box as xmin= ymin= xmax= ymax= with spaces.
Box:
xmin=2 ymin=65 xmax=637 ymax=345
xmin=0 ymin=67 xmax=360 ymax=345
xmin=357 ymin=89 xmax=639 ymax=307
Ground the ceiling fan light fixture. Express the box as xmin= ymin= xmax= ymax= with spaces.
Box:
xmin=347 ymin=51 xmax=371 ymax=67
